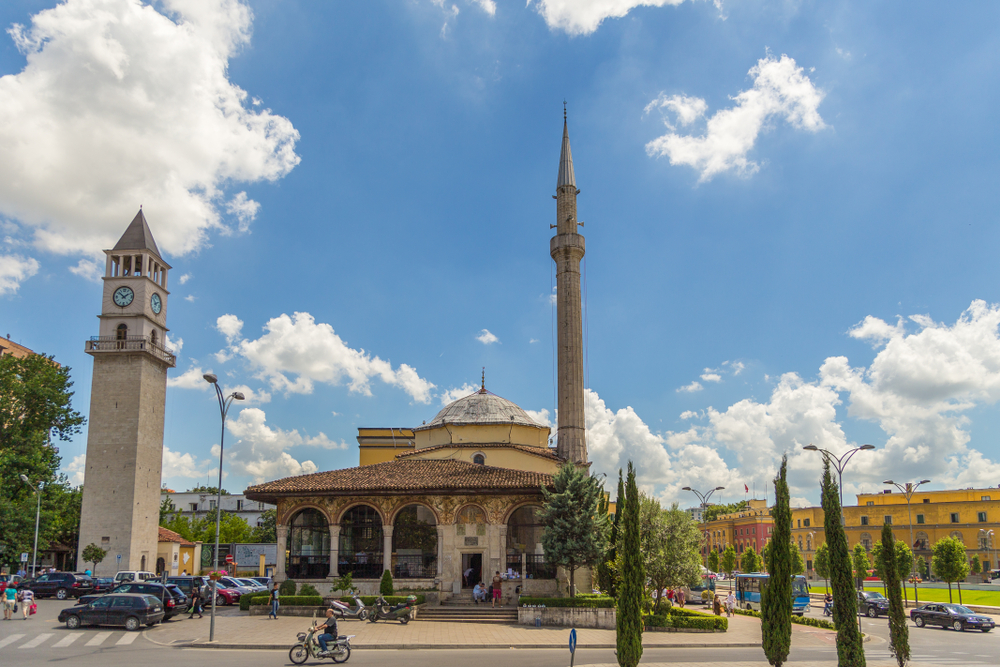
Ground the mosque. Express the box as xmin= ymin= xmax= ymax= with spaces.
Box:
xmin=245 ymin=115 xmax=591 ymax=600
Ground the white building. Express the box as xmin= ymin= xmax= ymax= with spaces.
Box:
xmin=161 ymin=491 xmax=274 ymax=528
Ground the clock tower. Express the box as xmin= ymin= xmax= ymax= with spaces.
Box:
xmin=78 ymin=210 xmax=176 ymax=575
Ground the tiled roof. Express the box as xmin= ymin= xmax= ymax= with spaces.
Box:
xmin=244 ymin=459 xmax=553 ymax=501
xmin=414 ymin=389 xmax=547 ymax=431
xmin=396 ymin=443 xmax=562 ymax=462
xmin=158 ymin=526 xmax=191 ymax=545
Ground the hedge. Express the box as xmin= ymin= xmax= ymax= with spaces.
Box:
xmin=518 ymin=596 xmax=615 ymax=608
xmin=645 ymin=609 xmax=728 ymax=631
xmin=245 ymin=595 xmax=323 ymax=609
xmin=240 ymin=594 xmax=268 ymax=611
xmin=338 ymin=595 xmax=426 ymax=606
xmin=733 ymin=607 xmax=836 ymax=631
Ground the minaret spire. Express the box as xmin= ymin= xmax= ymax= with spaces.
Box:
xmin=550 ymin=107 xmax=587 ymax=464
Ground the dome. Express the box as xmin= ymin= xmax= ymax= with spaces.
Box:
xmin=414 ymin=389 xmax=545 ymax=431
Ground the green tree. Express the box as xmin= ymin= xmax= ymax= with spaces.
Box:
xmin=332 ymin=572 xmax=356 ymax=596
xmin=380 ymin=569 xmax=395 ymax=595
xmin=821 ymin=459 xmax=866 ymax=667
xmin=159 ymin=497 xmax=176 ymax=523
xmin=703 ymin=500 xmax=750 ymax=523
xmin=761 ymin=456 xmax=792 ymax=667
xmin=762 ymin=541 xmax=805 ymax=576
xmin=878 ymin=523 xmax=910 ymax=667
xmin=917 ymin=557 xmax=929 ymax=580
xmin=539 ymin=462 xmax=608 ymax=597
xmin=595 ymin=485 xmax=616 ymax=596
xmin=279 ymin=578 xmax=297 ymax=595
xmin=720 ymin=544 xmax=737 ymax=577
xmin=81 ymin=543 xmax=107 ymax=571
xmin=187 ymin=486 xmax=229 ymax=495
xmin=970 ymin=555 xmax=981 ymax=577
xmin=707 ymin=548 xmax=720 ymax=573
xmin=931 ymin=537 xmax=970 ymax=604
xmin=870 ymin=538 xmax=914 ymax=603
xmin=197 ymin=511 xmax=254 ymax=544
xmin=639 ymin=495 xmax=702 ymax=612
xmin=814 ymin=542 xmax=830 ymax=590
xmin=250 ymin=508 xmax=276 ymax=543
xmin=741 ymin=545 xmax=763 ymax=573
xmin=852 ymin=543 xmax=872 ymax=590
xmin=616 ymin=463 xmax=643 ymax=667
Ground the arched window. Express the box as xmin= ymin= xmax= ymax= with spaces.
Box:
xmin=156 ymin=557 xmax=165 ymax=575
xmin=339 ymin=505 xmax=383 ymax=578
xmin=860 ymin=533 xmax=873 ymax=551
xmin=140 ymin=555 xmax=146 ymax=571
xmin=806 ymin=538 xmax=811 ymax=552
xmin=287 ymin=508 xmax=330 ymax=579
xmin=392 ymin=505 xmax=437 ymax=578
xmin=116 ymin=323 xmax=128 ymax=349
xmin=507 ymin=505 xmax=553 ymax=579
xmin=472 ymin=453 xmax=485 ymax=465
xmin=950 ymin=531 xmax=964 ymax=545
xmin=150 ymin=329 xmax=158 ymax=346
xmin=914 ymin=531 xmax=930 ymax=551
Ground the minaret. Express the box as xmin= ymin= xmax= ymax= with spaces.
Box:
xmin=78 ymin=210 xmax=176 ymax=575
xmin=550 ymin=109 xmax=588 ymax=464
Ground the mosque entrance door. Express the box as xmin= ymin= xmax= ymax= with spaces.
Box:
xmin=461 ymin=552 xmax=483 ymax=589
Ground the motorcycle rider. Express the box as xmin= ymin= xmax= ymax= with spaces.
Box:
xmin=823 ymin=592 xmax=833 ymax=616
xmin=311 ymin=607 xmax=339 ymax=656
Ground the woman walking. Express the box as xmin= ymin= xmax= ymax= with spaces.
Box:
xmin=188 ymin=584 xmax=204 ymax=619
xmin=20 ymin=587 xmax=34 ymax=619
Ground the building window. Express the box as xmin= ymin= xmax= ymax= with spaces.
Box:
xmin=983 ymin=496 xmax=992 ymax=502
xmin=209 ymin=500 xmax=216 ymax=510
xmin=861 ymin=516 xmax=869 ymax=526
xmin=915 ymin=531 xmax=930 ymax=550
xmin=866 ymin=501 xmax=874 ymax=506
xmin=236 ymin=500 xmax=243 ymax=511
xmin=116 ymin=323 xmax=128 ymax=340
xmin=507 ymin=505 xmax=553 ymax=579
xmin=951 ymin=513 xmax=960 ymax=523
xmin=860 ymin=533 xmax=873 ymax=551
xmin=392 ymin=504 xmax=437 ymax=578
xmin=190 ymin=503 xmax=198 ymax=512
xmin=338 ymin=505 xmax=383 ymax=578
xmin=916 ymin=514 xmax=925 ymax=524
xmin=797 ymin=519 xmax=801 ymax=528
xmin=978 ymin=511 xmax=988 ymax=523
xmin=884 ymin=515 xmax=892 ymax=525
xmin=472 ymin=453 xmax=485 ymax=465
xmin=803 ymin=518 xmax=810 ymax=527
xmin=922 ymin=498 xmax=930 ymax=503
xmin=288 ymin=508 xmax=332 ymax=579
xmin=950 ymin=531 xmax=964 ymax=544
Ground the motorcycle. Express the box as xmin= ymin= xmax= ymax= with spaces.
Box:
xmin=823 ymin=599 xmax=834 ymax=617
xmin=289 ymin=628 xmax=355 ymax=664
xmin=368 ymin=594 xmax=415 ymax=624
xmin=330 ymin=595 xmax=370 ymax=621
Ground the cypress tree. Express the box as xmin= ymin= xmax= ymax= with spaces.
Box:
xmin=616 ymin=463 xmax=643 ymax=667
xmin=821 ymin=459 xmax=866 ymax=666
xmin=540 ymin=462 xmax=607 ymax=597
xmin=761 ymin=456 xmax=792 ymax=667
xmin=601 ymin=470 xmax=624 ymax=597
xmin=879 ymin=523 xmax=910 ymax=667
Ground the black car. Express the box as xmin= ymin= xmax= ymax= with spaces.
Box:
xmin=58 ymin=593 xmax=165 ymax=631
xmin=20 ymin=572 xmax=94 ymax=599
xmin=857 ymin=591 xmax=890 ymax=618
xmin=165 ymin=575 xmax=209 ymax=598
xmin=79 ymin=581 xmax=187 ymax=620
xmin=910 ymin=603 xmax=995 ymax=632
xmin=92 ymin=577 xmax=116 ymax=593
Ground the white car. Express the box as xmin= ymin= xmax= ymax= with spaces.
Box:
xmin=114 ymin=571 xmax=158 ymax=583
xmin=237 ymin=578 xmax=267 ymax=592
xmin=218 ymin=576 xmax=256 ymax=596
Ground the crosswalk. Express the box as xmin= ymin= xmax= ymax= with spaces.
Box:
xmin=0 ymin=630 xmax=144 ymax=650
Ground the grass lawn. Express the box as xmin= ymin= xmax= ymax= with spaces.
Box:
xmin=810 ymin=583 xmax=1000 ymax=607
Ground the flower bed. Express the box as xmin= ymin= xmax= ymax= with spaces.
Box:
xmin=733 ymin=607 xmax=836 ymax=630
xmin=645 ymin=608 xmax=728 ymax=631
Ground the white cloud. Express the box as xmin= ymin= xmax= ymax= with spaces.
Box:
xmin=700 ymin=372 xmax=722 ymax=383
xmin=476 ymin=329 xmax=500 ymax=345
xmin=440 ymin=382 xmax=479 ymax=406
xmin=68 ymin=256 xmax=103 ymax=283
xmin=167 ymin=364 xmax=211 ymax=390
xmin=179 ymin=273 xmax=191 ymax=285
xmin=222 ymin=383 xmax=271 ymax=405
xmin=469 ymin=0 xmax=497 ymax=16
xmin=0 ymin=0 xmax=300 ymax=259
xmin=165 ymin=334 xmax=183 ymax=354
xmin=0 ymin=254 xmax=39 ymax=295
xmin=237 ymin=311 xmax=436 ymax=403
xmin=162 ymin=444 xmax=209 ymax=479
xmin=730 ymin=361 xmax=746 ymax=375
xmin=525 ymin=408 xmax=553 ymax=428
xmin=679 ymin=410 xmax=699 ymax=420
xmin=216 ymin=314 xmax=244 ymax=343
xmin=645 ymin=54 xmax=826 ymax=181
xmin=529 ymin=0 xmax=690 ymax=36
xmin=529 ymin=338 xmax=539 ymax=344
xmin=677 ymin=381 xmax=703 ymax=393
xmin=226 ymin=407 xmax=348 ymax=483
xmin=225 ymin=191 xmax=260 ymax=232
xmin=63 ymin=454 xmax=86 ymax=486
xmin=184 ymin=295 xmax=196 ymax=302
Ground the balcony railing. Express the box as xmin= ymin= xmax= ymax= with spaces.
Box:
xmin=391 ymin=554 xmax=436 ymax=579
xmin=338 ymin=554 xmax=384 ymax=579
xmin=86 ymin=335 xmax=176 ymax=366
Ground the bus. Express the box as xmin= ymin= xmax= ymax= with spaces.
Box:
xmin=735 ymin=574 xmax=810 ymax=616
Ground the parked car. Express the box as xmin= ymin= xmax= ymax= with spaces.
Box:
xmin=250 ymin=576 xmax=272 ymax=587
xmin=857 ymin=591 xmax=890 ymax=618
xmin=79 ymin=581 xmax=188 ymax=620
xmin=165 ymin=575 xmax=209 ymax=598
xmin=218 ymin=576 xmax=255 ymax=596
xmin=59 ymin=593 xmax=165 ymax=631
xmin=212 ymin=586 xmax=242 ymax=606
xmin=92 ymin=577 xmax=116 ymax=593
xmin=910 ymin=603 xmax=995 ymax=632
xmin=113 ymin=570 xmax=157 ymax=583
xmin=19 ymin=572 xmax=94 ymax=599
xmin=237 ymin=578 xmax=267 ymax=592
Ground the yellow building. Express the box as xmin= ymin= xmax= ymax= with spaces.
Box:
xmin=156 ymin=527 xmax=202 ymax=576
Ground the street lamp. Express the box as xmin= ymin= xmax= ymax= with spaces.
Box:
xmin=203 ymin=373 xmax=244 ymax=642
xmin=19 ymin=475 xmax=42 ymax=578
xmin=802 ymin=444 xmax=875 ymax=524
xmin=884 ymin=478 xmax=931 ymax=604
xmin=683 ymin=486 xmax=725 ymax=564
xmin=980 ymin=529 xmax=995 ymax=580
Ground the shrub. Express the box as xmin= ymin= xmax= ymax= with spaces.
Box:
xmin=339 ymin=595 xmax=426 ymax=606
xmin=240 ymin=594 xmax=268 ymax=611
xmin=732 ymin=607 xmax=836 ymax=631
xmin=518 ymin=596 xmax=615 ymax=608
xmin=249 ymin=595 xmax=323 ymax=607
xmin=299 ymin=583 xmax=320 ymax=597
xmin=279 ymin=579 xmax=297 ymax=596
xmin=644 ymin=609 xmax=727 ymax=631
xmin=380 ymin=570 xmax=394 ymax=595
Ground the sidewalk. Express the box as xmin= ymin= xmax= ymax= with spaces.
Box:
xmin=143 ymin=611 xmax=839 ymax=650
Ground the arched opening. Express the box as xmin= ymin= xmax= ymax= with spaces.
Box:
xmin=116 ymin=323 xmax=128 ymax=349
xmin=472 ymin=453 xmax=485 ymax=465
xmin=287 ymin=508 xmax=330 ymax=579
xmin=156 ymin=557 xmax=166 ymax=575
xmin=150 ymin=329 xmax=158 ymax=346
xmin=860 ymin=533 xmax=873 ymax=551
xmin=950 ymin=531 xmax=964 ymax=545
xmin=914 ymin=531 xmax=930 ymax=551
xmin=392 ymin=505 xmax=437 ymax=578
xmin=140 ymin=555 xmax=146 ymax=571
xmin=506 ymin=505 xmax=553 ymax=579
xmin=339 ymin=505 xmax=383 ymax=578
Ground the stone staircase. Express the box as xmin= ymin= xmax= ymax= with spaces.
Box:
xmin=418 ymin=596 xmax=519 ymax=624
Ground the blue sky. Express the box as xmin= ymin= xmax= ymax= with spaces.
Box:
xmin=3 ymin=0 xmax=1000 ymax=507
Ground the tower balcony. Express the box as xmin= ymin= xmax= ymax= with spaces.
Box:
xmin=85 ymin=335 xmax=177 ymax=367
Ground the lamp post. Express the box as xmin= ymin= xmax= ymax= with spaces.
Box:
xmin=19 ymin=475 xmax=42 ymax=578
xmin=979 ymin=529 xmax=995 ymax=581
xmin=884 ymin=478 xmax=931 ymax=606
xmin=683 ymin=486 xmax=725 ymax=564
xmin=807 ymin=531 xmax=815 ymax=579
xmin=203 ymin=373 xmax=244 ymax=643
xmin=802 ymin=444 xmax=875 ymax=524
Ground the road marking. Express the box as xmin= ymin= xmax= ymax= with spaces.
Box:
xmin=116 ymin=633 xmax=139 ymax=645
xmin=85 ymin=632 xmax=113 ymax=646
xmin=53 ymin=634 xmax=82 ymax=647
xmin=19 ymin=633 xmax=53 ymax=649
xmin=0 ymin=635 xmax=25 ymax=649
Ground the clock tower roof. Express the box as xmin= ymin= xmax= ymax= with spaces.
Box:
xmin=113 ymin=209 xmax=164 ymax=261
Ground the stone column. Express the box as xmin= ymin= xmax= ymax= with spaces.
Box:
xmin=329 ymin=525 xmax=341 ymax=578
xmin=436 ymin=525 xmax=445 ymax=577
xmin=382 ymin=526 xmax=393 ymax=573
xmin=275 ymin=524 xmax=288 ymax=581
xmin=498 ymin=525 xmax=508 ymax=574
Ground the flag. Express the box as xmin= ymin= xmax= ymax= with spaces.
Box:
xmin=744 ymin=484 xmax=749 ymax=493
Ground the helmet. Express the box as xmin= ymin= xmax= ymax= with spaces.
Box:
xmin=406 ymin=595 xmax=417 ymax=602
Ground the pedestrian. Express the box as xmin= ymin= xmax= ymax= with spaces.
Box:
xmin=268 ymin=583 xmax=280 ymax=619
xmin=491 ymin=571 xmax=503 ymax=608
xmin=188 ymin=584 xmax=204 ymax=619
xmin=713 ymin=594 xmax=722 ymax=616
xmin=725 ymin=591 xmax=736 ymax=617
xmin=473 ymin=582 xmax=486 ymax=603
xmin=20 ymin=587 xmax=34 ymax=620
xmin=463 ymin=566 xmax=474 ymax=587
xmin=3 ymin=583 xmax=16 ymax=620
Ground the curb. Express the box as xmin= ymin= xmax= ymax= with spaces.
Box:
xmin=175 ymin=641 xmax=764 ymax=651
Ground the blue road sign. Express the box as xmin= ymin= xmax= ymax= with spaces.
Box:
xmin=569 ymin=628 xmax=577 ymax=653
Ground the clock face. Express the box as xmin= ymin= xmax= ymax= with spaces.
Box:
xmin=113 ymin=286 xmax=134 ymax=307
xmin=150 ymin=293 xmax=162 ymax=314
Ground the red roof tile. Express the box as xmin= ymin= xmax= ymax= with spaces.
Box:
xmin=158 ymin=526 xmax=191 ymax=545
xmin=396 ymin=443 xmax=562 ymax=462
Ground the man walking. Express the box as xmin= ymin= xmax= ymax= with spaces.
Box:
xmin=268 ymin=584 xmax=280 ymax=619
xmin=491 ymin=571 xmax=503 ymax=608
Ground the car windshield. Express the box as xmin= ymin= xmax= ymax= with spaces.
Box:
xmin=238 ymin=579 xmax=258 ymax=586
xmin=866 ymin=592 xmax=886 ymax=599
xmin=792 ymin=580 xmax=808 ymax=595
xmin=944 ymin=604 xmax=974 ymax=614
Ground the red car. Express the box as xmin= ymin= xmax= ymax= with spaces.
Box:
xmin=208 ymin=586 xmax=241 ymax=606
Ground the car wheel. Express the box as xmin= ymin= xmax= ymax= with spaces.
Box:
xmin=331 ymin=646 xmax=351 ymax=664
xmin=914 ymin=616 xmax=925 ymax=627
xmin=982 ymin=628 xmax=991 ymax=633
xmin=55 ymin=588 xmax=68 ymax=600
xmin=125 ymin=616 xmax=140 ymax=631
xmin=867 ymin=607 xmax=878 ymax=618
xmin=288 ymin=644 xmax=309 ymax=665
xmin=66 ymin=615 xmax=81 ymax=629
xmin=953 ymin=620 xmax=964 ymax=632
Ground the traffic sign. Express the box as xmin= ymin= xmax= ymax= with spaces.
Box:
xmin=569 ymin=628 xmax=577 ymax=667
xmin=20 ymin=552 xmax=28 ymax=562
xmin=116 ymin=554 xmax=122 ymax=565
xmin=225 ymin=554 xmax=234 ymax=564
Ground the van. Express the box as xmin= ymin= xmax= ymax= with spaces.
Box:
xmin=114 ymin=571 xmax=157 ymax=583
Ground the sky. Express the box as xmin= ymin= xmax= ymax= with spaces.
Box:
xmin=3 ymin=0 xmax=1000 ymax=510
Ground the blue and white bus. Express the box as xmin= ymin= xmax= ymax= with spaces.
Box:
xmin=735 ymin=574 xmax=810 ymax=616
